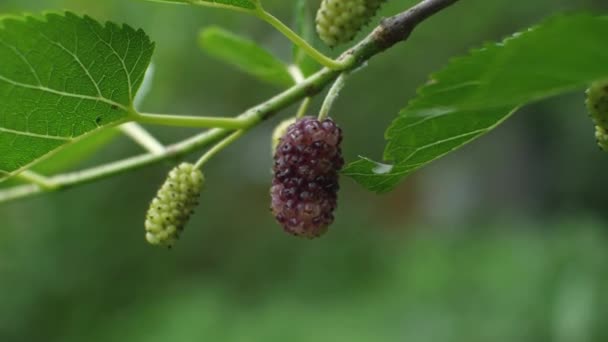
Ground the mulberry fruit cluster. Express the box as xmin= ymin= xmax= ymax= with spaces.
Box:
xmin=271 ymin=116 xmax=344 ymax=238
xmin=586 ymin=81 xmax=608 ymax=151
xmin=316 ymin=0 xmax=388 ymax=47
xmin=145 ymin=163 xmax=204 ymax=247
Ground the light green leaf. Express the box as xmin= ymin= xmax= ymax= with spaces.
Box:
xmin=0 ymin=12 xmax=154 ymax=182
xmin=292 ymin=0 xmax=320 ymax=76
xmin=1 ymin=128 xmax=121 ymax=188
xmin=31 ymin=128 xmax=121 ymax=175
xmin=138 ymin=0 xmax=258 ymax=12
xmin=199 ymin=26 xmax=293 ymax=87
xmin=343 ymin=14 xmax=608 ymax=193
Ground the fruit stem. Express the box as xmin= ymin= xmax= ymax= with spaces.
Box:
xmin=135 ymin=112 xmax=253 ymax=129
xmin=255 ymin=8 xmax=353 ymax=71
xmin=195 ymin=130 xmax=245 ymax=169
xmin=296 ymin=98 xmax=312 ymax=118
xmin=120 ymin=122 xmax=166 ymax=154
xmin=288 ymin=65 xmax=312 ymax=118
xmin=177 ymin=0 xmax=259 ymax=13
xmin=318 ymin=72 xmax=349 ymax=120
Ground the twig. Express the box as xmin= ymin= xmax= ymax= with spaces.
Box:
xmin=0 ymin=0 xmax=461 ymax=203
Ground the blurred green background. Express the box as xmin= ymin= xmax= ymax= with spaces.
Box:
xmin=2 ymin=0 xmax=608 ymax=341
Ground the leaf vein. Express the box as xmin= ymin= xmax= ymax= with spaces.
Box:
xmin=0 ymin=73 xmax=127 ymax=110
xmin=0 ymin=126 xmax=73 ymax=141
xmin=413 ymin=129 xmax=485 ymax=152
xmin=85 ymin=20 xmax=134 ymax=101
xmin=0 ymin=38 xmax=43 ymax=86
xmin=39 ymin=33 xmax=104 ymax=98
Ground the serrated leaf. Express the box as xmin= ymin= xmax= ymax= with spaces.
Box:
xmin=138 ymin=0 xmax=258 ymax=12
xmin=0 ymin=12 xmax=154 ymax=182
xmin=3 ymin=63 xmax=156 ymax=188
xmin=343 ymin=14 xmax=608 ymax=193
xmin=199 ymin=27 xmax=293 ymax=87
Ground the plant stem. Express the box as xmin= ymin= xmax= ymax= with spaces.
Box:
xmin=296 ymin=97 xmax=312 ymax=118
xmin=16 ymin=171 xmax=57 ymax=190
xmin=195 ymin=130 xmax=244 ymax=169
xmin=0 ymin=67 xmax=338 ymax=203
xmin=319 ymin=73 xmax=349 ymax=120
xmin=120 ymin=122 xmax=165 ymax=154
xmin=255 ymin=9 xmax=353 ymax=70
xmin=288 ymin=65 xmax=312 ymax=118
xmin=0 ymin=0 xmax=461 ymax=204
xmin=135 ymin=112 xmax=253 ymax=129
xmin=175 ymin=0 xmax=258 ymax=14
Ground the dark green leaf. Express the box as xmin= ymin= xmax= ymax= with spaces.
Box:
xmin=343 ymin=14 xmax=608 ymax=192
xmin=292 ymin=0 xmax=320 ymax=76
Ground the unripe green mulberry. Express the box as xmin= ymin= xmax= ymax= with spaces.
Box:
xmin=145 ymin=163 xmax=204 ymax=248
xmin=316 ymin=0 xmax=388 ymax=47
xmin=586 ymin=80 xmax=608 ymax=151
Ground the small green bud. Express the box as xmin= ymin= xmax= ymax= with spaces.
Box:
xmin=145 ymin=163 xmax=204 ymax=248
xmin=586 ymin=80 xmax=608 ymax=151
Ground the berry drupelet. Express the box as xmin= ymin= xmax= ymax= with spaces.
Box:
xmin=316 ymin=0 xmax=388 ymax=47
xmin=586 ymin=81 xmax=608 ymax=151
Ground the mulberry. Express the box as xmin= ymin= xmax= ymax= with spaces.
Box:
xmin=316 ymin=0 xmax=388 ymax=47
xmin=145 ymin=163 xmax=204 ymax=247
xmin=271 ymin=117 xmax=296 ymax=155
xmin=271 ymin=116 xmax=344 ymax=238
xmin=586 ymin=81 xmax=608 ymax=151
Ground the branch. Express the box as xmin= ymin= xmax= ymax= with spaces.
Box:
xmin=0 ymin=0 xmax=460 ymax=204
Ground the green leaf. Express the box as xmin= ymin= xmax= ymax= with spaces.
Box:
xmin=3 ymin=63 xmax=156 ymax=188
xmin=292 ymin=0 xmax=320 ymax=77
xmin=199 ymin=26 xmax=293 ymax=87
xmin=0 ymin=12 xmax=154 ymax=182
xmin=31 ymin=128 xmax=121 ymax=175
xmin=0 ymin=128 xmax=121 ymax=188
xmin=138 ymin=0 xmax=258 ymax=12
xmin=343 ymin=14 xmax=608 ymax=193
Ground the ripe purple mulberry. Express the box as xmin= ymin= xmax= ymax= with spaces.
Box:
xmin=271 ymin=116 xmax=344 ymax=238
